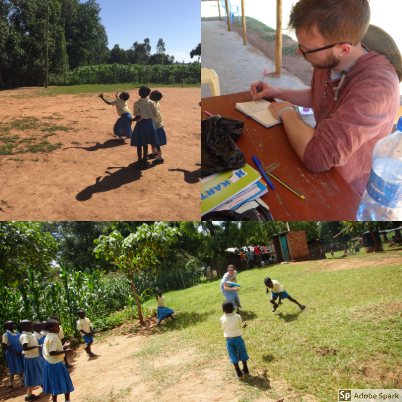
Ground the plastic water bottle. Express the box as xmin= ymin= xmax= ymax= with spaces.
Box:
xmin=356 ymin=116 xmax=402 ymax=220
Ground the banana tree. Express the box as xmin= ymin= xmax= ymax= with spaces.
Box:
xmin=94 ymin=222 xmax=179 ymax=325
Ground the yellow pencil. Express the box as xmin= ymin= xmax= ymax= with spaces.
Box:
xmin=265 ymin=170 xmax=306 ymax=200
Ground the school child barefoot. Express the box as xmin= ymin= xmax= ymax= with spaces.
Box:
xmin=149 ymin=90 xmax=167 ymax=164
xmin=42 ymin=319 xmax=74 ymax=402
xmin=129 ymin=86 xmax=159 ymax=169
xmin=50 ymin=316 xmax=72 ymax=368
xmin=2 ymin=320 xmax=24 ymax=390
xmin=220 ymin=300 xmax=249 ymax=379
xmin=264 ymin=277 xmax=305 ymax=312
xmin=155 ymin=289 xmax=176 ymax=327
xmin=77 ymin=310 xmax=96 ymax=357
xmin=20 ymin=320 xmax=45 ymax=401
xmin=99 ymin=92 xmax=132 ymax=140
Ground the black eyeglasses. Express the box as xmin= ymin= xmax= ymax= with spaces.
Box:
xmin=298 ymin=42 xmax=352 ymax=57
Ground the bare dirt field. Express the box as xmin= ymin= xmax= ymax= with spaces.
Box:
xmin=0 ymin=87 xmax=200 ymax=220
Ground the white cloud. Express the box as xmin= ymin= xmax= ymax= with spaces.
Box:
xmin=171 ymin=51 xmax=192 ymax=64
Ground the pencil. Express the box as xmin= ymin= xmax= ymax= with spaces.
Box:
xmin=265 ymin=170 xmax=306 ymax=200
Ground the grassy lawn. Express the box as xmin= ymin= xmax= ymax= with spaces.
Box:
xmin=141 ymin=251 xmax=402 ymax=401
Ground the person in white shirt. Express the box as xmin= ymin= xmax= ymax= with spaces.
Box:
xmin=220 ymin=300 xmax=249 ymax=379
xmin=50 ymin=316 xmax=72 ymax=368
xmin=77 ymin=310 xmax=96 ymax=357
xmin=264 ymin=277 xmax=306 ymax=312
xmin=99 ymin=91 xmax=133 ymax=140
xmin=155 ymin=289 xmax=177 ymax=327
xmin=19 ymin=320 xmax=45 ymax=401
xmin=220 ymin=265 xmax=242 ymax=313
xmin=42 ymin=319 xmax=74 ymax=402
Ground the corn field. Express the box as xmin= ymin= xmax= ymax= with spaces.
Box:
xmin=0 ymin=262 xmax=204 ymax=361
xmin=48 ymin=63 xmax=201 ymax=86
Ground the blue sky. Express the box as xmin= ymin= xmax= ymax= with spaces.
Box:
xmin=96 ymin=0 xmax=201 ymax=63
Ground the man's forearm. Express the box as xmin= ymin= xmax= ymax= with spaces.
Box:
xmin=280 ymin=109 xmax=315 ymax=161
xmin=271 ymin=88 xmax=313 ymax=108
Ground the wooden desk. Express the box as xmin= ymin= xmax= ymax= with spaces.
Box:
xmin=201 ymin=92 xmax=361 ymax=220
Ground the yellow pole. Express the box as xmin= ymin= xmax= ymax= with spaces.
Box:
xmin=275 ymin=0 xmax=282 ymax=74
xmin=225 ymin=0 xmax=231 ymax=31
xmin=217 ymin=0 xmax=221 ymax=21
xmin=241 ymin=0 xmax=246 ymax=44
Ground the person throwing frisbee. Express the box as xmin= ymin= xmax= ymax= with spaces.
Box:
xmin=221 ymin=265 xmax=242 ymax=313
xmin=264 ymin=277 xmax=305 ymax=313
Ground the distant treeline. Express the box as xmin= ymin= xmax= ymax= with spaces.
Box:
xmin=0 ymin=0 xmax=191 ymax=89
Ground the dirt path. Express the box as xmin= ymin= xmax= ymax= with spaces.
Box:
xmin=0 ymin=87 xmax=200 ymax=220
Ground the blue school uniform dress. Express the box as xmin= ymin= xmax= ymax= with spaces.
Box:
xmin=151 ymin=101 xmax=167 ymax=146
xmin=43 ymin=333 xmax=74 ymax=396
xmin=2 ymin=330 xmax=24 ymax=374
xmin=110 ymin=98 xmax=132 ymax=138
xmin=220 ymin=272 xmax=241 ymax=310
xmin=157 ymin=295 xmax=175 ymax=322
xmin=33 ymin=331 xmax=45 ymax=357
xmin=131 ymin=99 xmax=159 ymax=147
xmin=20 ymin=331 xmax=45 ymax=387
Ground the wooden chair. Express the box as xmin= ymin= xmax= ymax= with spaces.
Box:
xmin=201 ymin=68 xmax=221 ymax=97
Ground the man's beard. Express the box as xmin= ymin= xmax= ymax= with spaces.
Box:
xmin=306 ymin=51 xmax=341 ymax=70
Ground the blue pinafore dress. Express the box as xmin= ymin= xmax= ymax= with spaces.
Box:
xmin=4 ymin=331 xmax=24 ymax=374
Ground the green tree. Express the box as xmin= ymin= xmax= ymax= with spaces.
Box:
xmin=94 ymin=222 xmax=179 ymax=325
xmin=190 ymin=43 xmax=200 ymax=59
xmin=0 ymin=221 xmax=58 ymax=285
xmin=156 ymin=38 xmax=165 ymax=54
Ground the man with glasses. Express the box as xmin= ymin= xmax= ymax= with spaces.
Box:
xmin=250 ymin=0 xmax=400 ymax=196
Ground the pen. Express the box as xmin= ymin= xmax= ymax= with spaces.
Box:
xmin=256 ymin=68 xmax=267 ymax=96
xmin=252 ymin=155 xmax=275 ymax=190
xmin=265 ymin=169 xmax=306 ymax=200
xmin=204 ymin=111 xmax=213 ymax=116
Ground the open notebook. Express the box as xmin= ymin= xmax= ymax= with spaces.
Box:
xmin=235 ymin=99 xmax=280 ymax=128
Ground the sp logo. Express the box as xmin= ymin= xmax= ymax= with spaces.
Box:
xmin=339 ymin=390 xmax=352 ymax=401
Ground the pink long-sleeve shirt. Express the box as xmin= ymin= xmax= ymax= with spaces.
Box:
xmin=303 ymin=51 xmax=400 ymax=196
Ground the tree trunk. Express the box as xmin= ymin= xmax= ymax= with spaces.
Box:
xmin=130 ymin=271 xmax=145 ymax=325
xmin=392 ymin=221 xmax=401 ymax=240
xmin=368 ymin=229 xmax=380 ymax=252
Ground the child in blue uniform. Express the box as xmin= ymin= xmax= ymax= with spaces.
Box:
xmin=130 ymin=86 xmax=159 ymax=169
xmin=43 ymin=319 xmax=74 ymax=402
xmin=264 ymin=277 xmax=305 ymax=312
xmin=77 ymin=310 xmax=96 ymax=357
xmin=155 ymin=289 xmax=176 ymax=327
xmin=50 ymin=316 xmax=72 ymax=368
xmin=99 ymin=91 xmax=132 ymax=140
xmin=20 ymin=320 xmax=45 ymax=401
xmin=220 ymin=300 xmax=249 ymax=379
xmin=149 ymin=90 xmax=167 ymax=164
xmin=1 ymin=320 xmax=24 ymax=391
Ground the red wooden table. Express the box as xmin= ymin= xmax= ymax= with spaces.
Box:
xmin=202 ymin=92 xmax=361 ymax=220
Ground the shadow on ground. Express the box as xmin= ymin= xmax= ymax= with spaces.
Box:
xmin=63 ymin=139 xmax=128 ymax=152
xmin=157 ymin=310 xmax=215 ymax=332
xmin=169 ymin=164 xmax=201 ymax=183
xmin=76 ymin=162 xmax=158 ymax=201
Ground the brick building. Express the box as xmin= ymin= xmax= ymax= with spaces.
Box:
xmin=270 ymin=230 xmax=310 ymax=262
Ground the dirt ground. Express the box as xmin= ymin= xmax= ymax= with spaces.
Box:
xmin=0 ymin=87 xmax=200 ymax=220
xmin=204 ymin=17 xmax=314 ymax=85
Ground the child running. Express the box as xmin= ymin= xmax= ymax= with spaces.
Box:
xmin=2 ymin=320 xmax=24 ymax=391
xmin=42 ymin=319 xmax=74 ymax=402
xmin=32 ymin=322 xmax=45 ymax=358
xmin=99 ymin=92 xmax=132 ymax=140
xmin=149 ymin=90 xmax=166 ymax=164
xmin=77 ymin=310 xmax=96 ymax=357
xmin=50 ymin=316 xmax=72 ymax=368
xmin=20 ymin=320 xmax=45 ymax=401
xmin=130 ymin=86 xmax=159 ymax=169
xmin=220 ymin=300 xmax=249 ymax=379
xmin=155 ymin=288 xmax=176 ymax=327
xmin=264 ymin=277 xmax=306 ymax=313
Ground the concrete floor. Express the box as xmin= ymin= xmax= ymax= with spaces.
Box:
xmin=201 ymin=21 xmax=316 ymax=126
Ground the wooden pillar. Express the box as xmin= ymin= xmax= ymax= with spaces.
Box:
xmin=241 ymin=0 xmax=246 ymax=45
xmin=275 ymin=0 xmax=282 ymax=74
xmin=45 ymin=4 xmax=49 ymax=88
xmin=225 ymin=0 xmax=231 ymax=31
xmin=217 ymin=0 xmax=221 ymax=21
